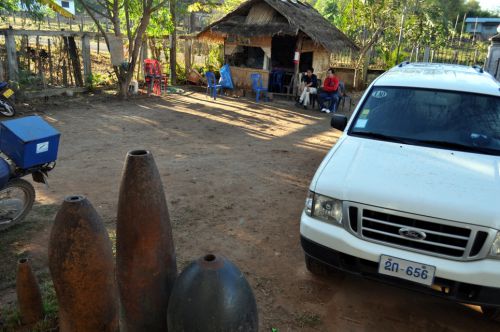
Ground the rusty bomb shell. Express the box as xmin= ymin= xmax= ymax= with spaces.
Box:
xmin=48 ymin=195 xmax=119 ymax=332
xmin=16 ymin=258 xmax=44 ymax=325
xmin=117 ymin=149 xmax=177 ymax=332
xmin=167 ymin=254 xmax=258 ymax=332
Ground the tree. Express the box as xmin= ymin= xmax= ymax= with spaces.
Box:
xmin=77 ymin=0 xmax=168 ymax=98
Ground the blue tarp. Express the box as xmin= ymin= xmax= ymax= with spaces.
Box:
xmin=219 ymin=64 xmax=234 ymax=89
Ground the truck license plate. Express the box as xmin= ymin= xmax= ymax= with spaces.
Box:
xmin=3 ymin=89 xmax=14 ymax=98
xmin=378 ymin=255 xmax=435 ymax=286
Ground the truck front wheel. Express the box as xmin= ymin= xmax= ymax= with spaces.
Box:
xmin=482 ymin=306 xmax=500 ymax=322
xmin=305 ymin=255 xmax=343 ymax=278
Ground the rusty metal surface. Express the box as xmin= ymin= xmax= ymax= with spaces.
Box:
xmin=16 ymin=258 xmax=44 ymax=325
xmin=48 ymin=196 xmax=119 ymax=332
xmin=116 ymin=150 xmax=177 ymax=332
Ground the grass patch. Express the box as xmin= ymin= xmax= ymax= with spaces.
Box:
xmin=295 ymin=311 xmax=322 ymax=328
xmin=1 ymin=279 xmax=58 ymax=332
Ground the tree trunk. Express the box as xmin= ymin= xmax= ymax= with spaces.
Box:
xmin=169 ymin=0 xmax=177 ymax=85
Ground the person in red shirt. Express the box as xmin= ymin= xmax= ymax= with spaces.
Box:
xmin=319 ymin=68 xmax=340 ymax=114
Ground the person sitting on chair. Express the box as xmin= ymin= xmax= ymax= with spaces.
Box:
xmin=319 ymin=68 xmax=339 ymax=114
xmin=296 ymin=67 xmax=318 ymax=109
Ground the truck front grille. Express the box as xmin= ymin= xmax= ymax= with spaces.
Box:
xmin=346 ymin=204 xmax=495 ymax=261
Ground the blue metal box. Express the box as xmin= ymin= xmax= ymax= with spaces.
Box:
xmin=0 ymin=116 xmax=60 ymax=169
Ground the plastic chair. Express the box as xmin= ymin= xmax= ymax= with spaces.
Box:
xmin=335 ymin=81 xmax=352 ymax=113
xmin=270 ymin=70 xmax=284 ymax=93
xmin=250 ymin=73 xmax=268 ymax=103
xmin=205 ymin=71 xmax=222 ymax=100
xmin=143 ymin=59 xmax=167 ymax=96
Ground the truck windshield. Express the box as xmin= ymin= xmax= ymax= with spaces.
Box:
xmin=350 ymin=87 xmax=500 ymax=156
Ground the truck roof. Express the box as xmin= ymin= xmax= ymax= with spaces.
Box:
xmin=374 ymin=63 xmax=500 ymax=96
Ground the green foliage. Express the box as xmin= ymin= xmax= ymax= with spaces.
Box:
xmin=86 ymin=73 xmax=114 ymax=90
xmin=147 ymin=8 xmax=174 ymax=38
xmin=205 ymin=45 xmax=223 ymax=71
xmin=0 ymin=0 xmax=52 ymax=20
xmin=18 ymin=68 xmax=42 ymax=89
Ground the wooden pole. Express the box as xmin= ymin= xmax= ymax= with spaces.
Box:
xmin=184 ymin=39 xmax=192 ymax=75
xmin=169 ymin=0 xmax=177 ymax=84
xmin=62 ymin=60 xmax=68 ymax=86
xmin=38 ymin=57 xmax=46 ymax=89
xmin=82 ymin=34 xmax=92 ymax=82
xmin=459 ymin=13 xmax=466 ymax=47
xmin=5 ymin=30 xmax=18 ymax=81
xmin=292 ymin=33 xmax=304 ymax=97
xmin=0 ymin=59 xmax=4 ymax=81
xmin=48 ymin=39 xmax=54 ymax=85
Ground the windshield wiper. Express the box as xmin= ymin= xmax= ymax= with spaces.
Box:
xmin=350 ymin=131 xmax=411 ymax=144
xmin=412 ymin=139 xmax=500 ymax=156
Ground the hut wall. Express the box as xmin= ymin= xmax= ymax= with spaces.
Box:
xmin=230 ymin=66 xmax=269 ymax=90
xmin=312 ymin=50 xmax=330 ymax=79
xmin=225 ymin=36 xmax=271 ymax=48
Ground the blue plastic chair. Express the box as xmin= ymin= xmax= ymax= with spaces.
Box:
xmin=205 ymin=71 xmax=222 ymax=100
xmin=250 ymin=73 xmax=268 ymax=103
xmin=270 ymin=70 xmax=284 ymax=93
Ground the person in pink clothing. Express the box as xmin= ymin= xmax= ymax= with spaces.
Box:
xmin=319 ymin=68 xmax=340 ymax=113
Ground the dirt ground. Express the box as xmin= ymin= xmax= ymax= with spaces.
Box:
xmin=0 ymin=89 xmax=499 ymax=331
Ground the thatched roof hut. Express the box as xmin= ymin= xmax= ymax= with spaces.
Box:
xmin=196 ymin=0 xmax=358 ymax=92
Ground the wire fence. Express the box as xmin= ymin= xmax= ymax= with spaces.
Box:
xmin=329 ymin=39 xmax=489 ymax=70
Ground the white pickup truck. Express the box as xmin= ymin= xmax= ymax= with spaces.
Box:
xmin=300 ymin=63 xmax=500 ymax=320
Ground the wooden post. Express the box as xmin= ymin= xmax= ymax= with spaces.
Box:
xmin=423 ymin=46 xmax=430 ymax=62
xmin=184 ymin=39 xmax=192 ymax=75
xmin=292 ymin=33 xmax=304 ymax=97
xmin=82 ymin=34 xmax=92 ymax=83
xmin=62 ymin=60 xmax=68 ymax=86
xmin=0 ymin=59 xmax=4 ymax=81
xmin=5 ymin=30 xmax=18 ymax=82
xmin=57 ymin=14 xmax=61 ymax=29
xmin=38 ymin=57 xmax=46 ymax=88
xmin=97 ymin=35 xmax=100 ymax=54
xmin=48 ymin=39 xmax=54 ymax=85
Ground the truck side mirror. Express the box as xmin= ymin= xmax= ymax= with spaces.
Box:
xmin=331 ymin=114 xmax=348 ymax=131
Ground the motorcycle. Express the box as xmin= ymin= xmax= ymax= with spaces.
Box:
xmin=0 ymin=154 xmax=55 ymax=231
xmin=0 ymin=82 xmax=16 ymax=117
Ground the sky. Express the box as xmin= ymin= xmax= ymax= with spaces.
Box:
xmin=478 ymin=0 xmax=500 ymax=12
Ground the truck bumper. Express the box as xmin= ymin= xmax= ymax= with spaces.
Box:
xmin=300 ymin=212 xmax=500 ymax=307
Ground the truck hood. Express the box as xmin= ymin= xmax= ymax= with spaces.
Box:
xmin=313 ymin=137 xmax=500 ymax=229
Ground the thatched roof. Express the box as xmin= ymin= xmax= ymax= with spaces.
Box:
xmin=197 ymin=0 xmax=359 ymax=52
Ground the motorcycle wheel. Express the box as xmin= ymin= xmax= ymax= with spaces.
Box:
xmin=0 ymin=99 xmax=15 ymax=117
xmin=0 ymin=179 xmax=35 ymax=231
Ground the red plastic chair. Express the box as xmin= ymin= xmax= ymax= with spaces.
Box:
xmin=144 ymin=59 xmax=167 ymax=96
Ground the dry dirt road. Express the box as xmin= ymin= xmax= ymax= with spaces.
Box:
xmin=0 ymin=90 xmax=498 ymax=331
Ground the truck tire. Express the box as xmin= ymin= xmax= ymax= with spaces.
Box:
xmin=305 ymin=255 xmax=342 ymax=278
xmin=482 ymin=306 xmax=500 ymax=322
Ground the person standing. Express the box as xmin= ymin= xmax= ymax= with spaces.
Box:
xmin=319 ymin=68 xmax=339 ymax=114
xmin=296 ymin=68 xmax=318 ymax=109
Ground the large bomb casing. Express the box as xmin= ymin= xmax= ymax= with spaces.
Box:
xmin=168 ymin=254 xmax=258 ymax=332
xmin=48 ymin=196 xmax=119 ymax=332
xmin=116 ymin=150 xmax=177 ymax=332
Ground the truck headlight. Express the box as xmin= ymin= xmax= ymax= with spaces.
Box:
xmin=490 ymin=232 xmax=500 ymax=258
xmin=304 ymin=191 xmax=343 ymax=225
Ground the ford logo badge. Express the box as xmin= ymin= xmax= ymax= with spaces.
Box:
xmin=399 ymin=228 xmax=426 ymax=240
